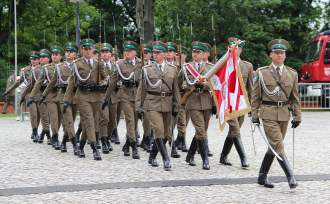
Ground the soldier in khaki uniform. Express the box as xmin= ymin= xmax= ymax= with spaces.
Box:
xmin=2 ymin=73 xmax=15 ymax=114
xmin=64 ymin=38 xmax=108 ymax=160
xmin=220 ymin=38 xmax=253 ymax=169
xmin=181 ymin=42 xmax=213 ymax=170
xmin=252 ymin=39 xmax=301 ymax=189
xmin=29 ymin=47 xmax=63 ymax=150
xmin=42 ymin=43 xmax=79 ymax=155
xmin=139 ymin=43 xmax=154 ymax=152
xmin=111 ymin=41 xmax=142 ymax=159
xmin=26 ymin=50 xmax=51 ymax=143
xmin=136 ymin=41 xmax=180 ymax=171
xmin=175 ymin=46 xmax=190 ymax=152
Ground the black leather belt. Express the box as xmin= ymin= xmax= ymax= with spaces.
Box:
xmin=147 ymin=91 xmax=172 ymax=97
xmin=262 ymin=101 xmax=289 ymax=107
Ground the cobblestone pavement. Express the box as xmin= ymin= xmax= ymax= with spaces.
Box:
xmin=0 ymin=112 xmax=329 ymax=203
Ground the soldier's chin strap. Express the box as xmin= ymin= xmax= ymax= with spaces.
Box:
xmin=254 ymin=124 xmax=283 ymax=161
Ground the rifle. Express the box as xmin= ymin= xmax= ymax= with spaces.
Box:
xmin=112 ymin=14 xmax=119 ymax=59
xmin=176 ymin=14 xmax=182 ymax=68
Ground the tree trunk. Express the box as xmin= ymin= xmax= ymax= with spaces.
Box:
xmin=136 ymin=0 xmax=154 ymax=44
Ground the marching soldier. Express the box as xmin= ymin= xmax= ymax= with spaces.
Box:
xmin=29 ymin=46 xmax=63 ymax=150
xmin=219 ymin=37 xmax=253 ymax=169
xmin=252 ymin=39 xmax=301 ymax=189
xmin=42 ymin=42 xmax=79 ymax=155
xmin=135 ymin=41 xmax=180 ymax=171
xmin=175 ymin=46 xmax=190 ymax=152
xmin=140 ymin=43 xmax=154 ymax=152
xmin=181 ymin=41 xmax=213 ymax=170
xmin=64 ymin=38 xmax=109 ymax=160
xmin=26 ymin=50 xmax=51 ymax=143
xmin=2 ymin=72 xmax=15 ymax=114
xmin=112 ymin=41 xmax=142 ymax=159
xmin=99 ymin=42 xmax=115 ymax=153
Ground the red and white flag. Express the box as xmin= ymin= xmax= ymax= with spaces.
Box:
xmin=209 ymin=47 xmax=251 ymax=131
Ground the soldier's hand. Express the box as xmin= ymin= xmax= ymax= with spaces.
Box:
xmin=39 ymin=95 xmax=46 ymax=104
xmin=291 ymin=120 xmax=301 ymax=128
xmin=63 ymin=101 xmax=71 ymax=114
xmin=27 ymin=99 xmax=33 ymax=107
xmin=2 ymin=92 xmax=9 ymax=98
xmin=102 ymin=100 xmax=109 ymax=110
xmin=252 ymin=117 xmax=260 ymax=125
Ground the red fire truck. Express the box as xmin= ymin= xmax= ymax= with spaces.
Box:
xmin=299 ymin=30 xmax=330 ymax=107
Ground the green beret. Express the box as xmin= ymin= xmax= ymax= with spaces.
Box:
xmin=80 ymin=38 xmax=95 ymax=48
xmin=143 ymin=43 xmax=153 ymax=53
xmin=100 ymin=43 xmax=113 ymax=52
xmin=268 ymin=39 xmax=289 ymax=51
xmin=152 ymin=41 xmax=167 ymax=52
xmin=228 ymin=37 xmax=245 ymax=48
xmin=180 ymin=46 xmax=188 ymax=55
xmin=167 ymin=42 xmax=177 ymax=52
xmin=192 ymin=41 xmax=206 ymax=52
xmin=30 ymin=51 xmax=40 ymax=59
xmin=50 ymin=45 xmax=64 ymax=54
xmin=123 ymin=41 xmax=138 ymax=51
xmin=39 ymin=49 xmax=51 ymax=58
xmin=64 ymin=42 xmax=78 ymax=52
xmin=203 ymin=43 xmax=212 ymax=52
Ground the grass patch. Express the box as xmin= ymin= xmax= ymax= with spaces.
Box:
xmin=0 ymin=113 xmax=16 ymax=118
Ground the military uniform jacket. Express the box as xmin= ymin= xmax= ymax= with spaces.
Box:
xmin=239 ymin=59 xmax=253 ymax=101
xmin=23 ymin=65 xmax=44 ymax=101
xmin=43 ymin=62 xmax=73 ymax=103
xmin=112 ymin=57 xmax=142 ymax=103
xmin=179 ymin=61 xmax=213 ymax=110
xmin=103 ymin=60 xmax=119 ymax=104
xmin=135 ymin=62 xmax=180 ymax=113
xmin=5 ymin=66 xmax=31 ymax=98
xmin=251 ymin=64 xmax=301 ymax=122
xmin=30 ymin=64 xmax=57 ymax=102
xmin=5 ymin=74 xmax=16 ymax=96
xmin=64 ymin=58 xmax=108 ymax=103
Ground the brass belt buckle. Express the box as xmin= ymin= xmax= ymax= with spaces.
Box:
xmin=277 ymin=101 xmax=283 ymax=107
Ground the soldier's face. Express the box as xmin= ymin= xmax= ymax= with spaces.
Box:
xmin=40 ymin=56 xmax=49 ymax=64
xmin=144 ymin=52 xmax=151 ymax=61
xmin=51 ymin=53 xmax=62 ymax=63
xmin=101 ymin=51 xmax=112 ymax=61
xmin=30 ymin=58 xmax=39 ymax=66
xmin=82 ymin=47 xmax=94 ymax=59
xmin=270 ymin=50 xmax=286 ymax=65
xmin=192 ymin=50 xmax=203 ymax=62
xmin=124 ymin=50 xmax=136 ymax=60
xmin=203 ymin=52 xmax=210 ymax=61
xmin=153 ymin=51 xmax=165 ymax=63
xmin=166 ymin=51 xmax=176 ymax=60
xmin=65 ymin=51 xmax=76 ymax=61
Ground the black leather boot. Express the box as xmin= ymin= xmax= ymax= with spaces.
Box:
xmin=70 ymin=137 xmax=78 ymax=155
xmin=131 ymin=141 xmax=140 ymax=159
xmin=155 ymin=138 xmax=171 ymax=171
xmin=140 ymin=134 xmax=147 ymax=151
xmin=220 ymin=136 xmax=234 ymax=166
xmin=198 ymin=139 xmax=210 ymax=170
xmin=53 ymin=134 xmax=61 ymax=150
xmin=106 ymin=136 xmax=113 ymax=151
xmin=78 ymin=140 xmax=86 ymax=158
xmin=96 ymin=132 xmax=101 ymax=149
xmin=60 ymin=134 xmax=68 ymax=152
xmin=101 ymin=136 xmax=110 ymax=154
xmin=233 ymin=136 xmax=249 ymax=169
xmin=45 ymin=130 xmax=51 ymax=145
xmin=148 ymin=140 xmax=159 ymax=167
xmin=258 ymin=152 xmax=275 ymax=188
xmin=175 ymin=132 xmax=183 ymax=150
xmin=181 ymin=136 xmax=188 ymax=152
xmin=32 ymin=128 xmax=39 ymax=143
xmin=277 ymin=154 xmax=298 ymax=189
xmin=91 ymin=142 xmax=102 ymax=160
xmin=186 ymin=137 xmax=197 ymax=166
xmin=206 ymin=139 xmax=213 ymax=157
xmin=171 ymin=140 xmax=181 ymax=158
xmin=112 ymin=128 xmax=120 ymax=144
xmin=75 ymin=126 xmax=82 ymax=144
xmin=122 ymin=138 xmax=130 ymax=156
xmin=147 ymin=134 xmax=154 ymax=153
xmin=38 ymin=130 xmax=46 ymax=143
